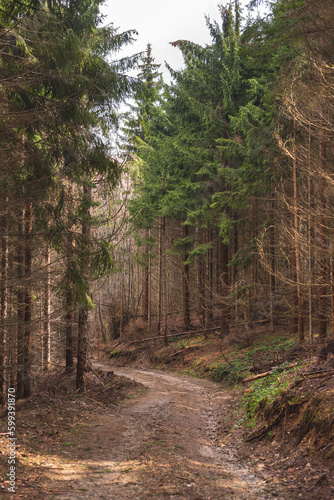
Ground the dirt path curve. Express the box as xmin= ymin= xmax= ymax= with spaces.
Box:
xmin=48 ymin=366 xmax=282 ymax=499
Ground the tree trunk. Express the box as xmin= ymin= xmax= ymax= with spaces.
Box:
xmin=183 ymin=225 xmax=191 ymax=329
xmin=243 ymin=268 xmax=250 ymax=348
xmin=207 ymin=228 xmax=213 ymax=324
xmin=43 ymin=245 xmax=51 ymax=371
xmin=0 ymin=204 xmax=8 ymax=405
xmin=77 ymin=308 xmax=88 ymax=391
xmin=318 ymin=138 xmax=327 ymax=339
xmin=76 ymin=184 xmax=91 ymax=392
xmin=161 ymin=216 xmax=168 ymax=345
xmin=148 ymin=229 xmax=151 ymax=329
xmin=17 ymin=206 xmax=32 ymax=399
xmin=158 ymin=216 xmax=162 ymax=334
xmin=197 ymin=227 xmax=206 ymax=328
xmin=221 ymin=243 xmax=230 ymax=337
xmin=65 ymin=308 xmax=74 ymax=372
xmin=23 ymin=205 xmax=32 ymax=397
xmin=307 ymin=126 xmax=313 ymax=338
xmin=292 ymin=120 xmax=304 ymax=341
xmin=16 ymin=211 xmax=24 ymax=399
xmin=249 ymin=202 xmax=255 ymax=327
xmin=120 ymin=276 xmax=123 ymax=337
xmin=269 ymin=195 xmax=275 ymax=332
xmin=98 ymin=299 xmax=107 ymax=344
xmin=16 ymin=210 xmax=25 ymax=399
xmin=142 ymin=229 xmax=149 ymax=321
xmin=330 ymin=251 xmax=334 ymax=334
xmin=65 ymin=184 xmax=75 ymax=372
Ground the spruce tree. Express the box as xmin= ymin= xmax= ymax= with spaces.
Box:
xmin=0 ymin=0 xmax=138 ymax=395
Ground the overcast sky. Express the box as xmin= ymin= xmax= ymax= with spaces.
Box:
xmin=101 ymin=0 xmax=257 ymax=81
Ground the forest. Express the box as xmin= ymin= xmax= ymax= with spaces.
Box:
xmin=0 ymin=0 xmax=334 ymax=398
xmin=0 ymin=0 xmax=333 ymax=399
xmin=0 ymin=0 xmax=334 ymax=498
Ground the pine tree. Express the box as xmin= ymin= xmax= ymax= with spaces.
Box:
xmin=0 ymin=0 xmax=138 ymax=395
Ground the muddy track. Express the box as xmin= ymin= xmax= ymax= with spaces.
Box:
xmin=46 ymin=366 xmax=284 ymax=499
xmin=103 ymin=367 xmax=267 ymax=499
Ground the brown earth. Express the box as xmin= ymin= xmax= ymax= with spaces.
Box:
xmin=1 ymin=362 xmax=333 ymax=499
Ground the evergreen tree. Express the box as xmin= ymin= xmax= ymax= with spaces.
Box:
xmin=0 ymin=0 xmax=138 ymax=395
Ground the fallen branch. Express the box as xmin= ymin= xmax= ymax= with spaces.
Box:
xmin=301 ymin=369 xmax=334 ymax=376
xmin=301 ymin=369 xmax=334 ymax=380
xmin=242 ymin=370 xmax=272 ymax=384
xmin=85 ymin=397 xmax=106 ymax=408
xmin=170 ymin=345 xmax=200 ymax=358
xmin=242 ymin=363 xmax=298 ymax=384
xmin=122 ymin=327 xmax=219 ymax=345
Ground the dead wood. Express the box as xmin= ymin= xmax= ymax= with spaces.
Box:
xmin=242 ymin=363 xmax=298 ymax=384
xmin=302 ymin=369 xmax=334 ymax=376
xmin=169 ymin=345 xmax=200 ymax=358
xmin=242 ymin=370 xmax=273 ymax=384
xmin=300 ymin=369 xmax=334 ymax=379
xmin=122 ymin=327 xmax=219 ymax=345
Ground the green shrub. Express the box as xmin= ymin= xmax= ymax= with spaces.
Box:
xmin=243 ymin=366 xmax=296 ymax=427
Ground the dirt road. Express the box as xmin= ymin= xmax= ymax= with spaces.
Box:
xmin=42 ymin=366 xmax=284 ymax=499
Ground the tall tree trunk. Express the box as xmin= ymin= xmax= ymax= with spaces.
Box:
xmin=330 ymin=251 xmax=334 ymax=334
xmin=76 ymin=184 xmax=91 ymax=392
xmin=158 ymin=216 xmax=162 ymax=334
xmin=207 ymin=228 xmax=213 ymax=324
xmin=182 ymin=225 xmax=191 ymax=329
xmin=65 ymin=184 xmax=75 ymax=372
xmin=77 ymin=308 xmax=88 ymax=389
xmin=17 ymin=206 xmax=32 ymax=399
xmin=290 ymin=251 xmax=298 ymax=334
xmin=0 ymin=204 xmax=8 ymax=405
xmin=148 ymin=229 xmax=151 ymax=329
xmin=249 ymin=201 xmax=255 ymax=327
xmin=243 ymin=267 xmax=250 ymax=347
xmin=232 ymin=214 xmax=238 ymax=336
xmin=197 ymin=226 xmax=206 ymax=328
xmin=120 ymin=276 xmax=123 ymax=337
xmin=221 ymin=243 xmax=230 ymax=337
xmin=292 ymin=120 xmax=304 ymax=341
xmin=65 ymin=307 xmax=74 ymax=371
xmin=318 ymin=138 xmax=327 ymax=339
xmin=98 ymin=296 xmax=107 ymax=344
xmin=161 ymin=216 xmax=168 ymax=345
xmin=43 ymin=245 xmax=51 ymax=371
xmin=269 ymin=195 xmax=275 ymax=332
xmin=307 ymin=127 xmax=313 ymax=338
xmin=16 ymin=210 xmax=25 ymax=399
xmin=142 ymin=229 xmax=149 ymax=321
xmin=23 ymin=205 xmax=32 ymax=398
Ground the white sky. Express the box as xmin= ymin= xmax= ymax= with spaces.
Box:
xmin=100 ymin=0 xmax=257 ymax=81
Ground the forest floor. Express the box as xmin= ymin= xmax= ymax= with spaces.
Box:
xmin=0 ymin=328 xmax=333 ymax=499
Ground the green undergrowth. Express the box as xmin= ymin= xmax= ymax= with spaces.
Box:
xmin=107 ymin=347 xmax=136 ymax=360
xmin=106 ymin=332 xmax=299 ymax=388
xmin=242 ymin=364 xmax=300 ymax=427
xmin=176 ymin=335 xmax=298 ymax=385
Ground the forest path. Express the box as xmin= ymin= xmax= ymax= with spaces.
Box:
xmin=46 ymin=366 xmax=282 ymax=499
